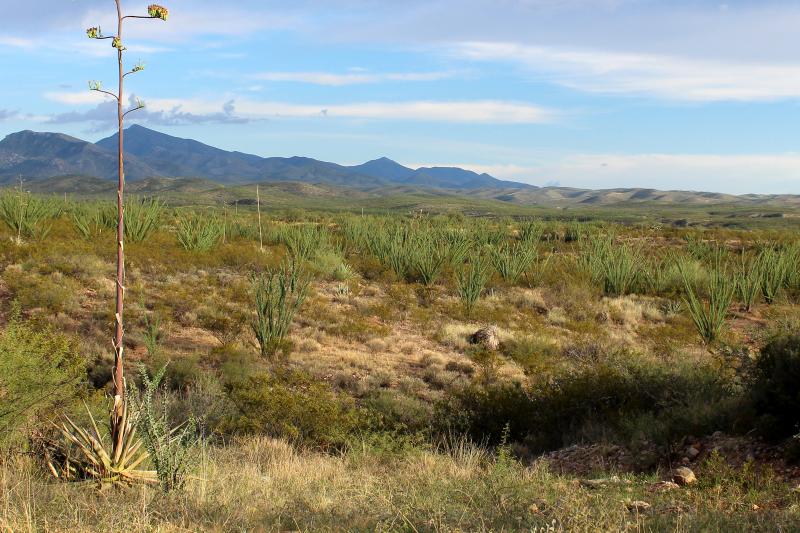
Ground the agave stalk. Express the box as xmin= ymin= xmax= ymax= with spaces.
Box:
xmin=84 ymin=0 xmax=168 ymax=465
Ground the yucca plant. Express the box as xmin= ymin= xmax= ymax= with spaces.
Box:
xmin=735 ymin=253 xmax=761 ymax=312
xmin=491 ymin=243 xmax=537 ymax=285
xmin=125 ymin=196 xmax=163 ymax=243
xmin=251 ymin=261 xmax=310 ymax=360
xmin=582 ymin=238 xmax=643 ymax=296
xmin=0 ymin=189 xmax=58 ymax=242
xmin=50 ymin=401 xmax=155 ymax=486
xmin=518 ymin=219 xmax=543 ymax=243
xmin=455 ymin=257 xmax=489 ymax=316
xmin=411 ymin=237 xmax=448 ymax=287
xmin=681 ymin=262 xmax=735 ymax=345
xmin=283 ymin=224 xmax=330 ymax=262
xmin=755 ymin=247 xmax=791 ymax=304
xmin=129 ymin=364 xmax=197 ymax=493
xmin=71 ymin=202 xmax=115 ymax=239
xmin=176 ymin=214 xmax=224 ymax=251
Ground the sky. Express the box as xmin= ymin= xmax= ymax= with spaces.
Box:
xmin=1 ymin=0 xmax=800 ymax=194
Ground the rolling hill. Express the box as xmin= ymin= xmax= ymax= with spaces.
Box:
xmin=0 ymin=125 xmax=532 ymax=190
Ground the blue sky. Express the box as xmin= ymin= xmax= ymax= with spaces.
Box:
xmin=2 ymin=0 xmax=800 ymax=194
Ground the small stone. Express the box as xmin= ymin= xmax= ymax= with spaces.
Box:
xmin=687 ymin=446 xmax=700 ymax=459
xmin=673 ymin=467 xmax=697 ymax=486
xmin=469 ymin=326 xmax=500 ymax=351
xmin=752 ymin=504 xmax=760 ymax=511
xmin=649 ymin=481 xmax=680 ymax=492
xmin=626 ymin=500 xmax=652 ymax=513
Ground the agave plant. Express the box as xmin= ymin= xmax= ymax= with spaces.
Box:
xmin=51 ymin=401 xmax=155 ymax=486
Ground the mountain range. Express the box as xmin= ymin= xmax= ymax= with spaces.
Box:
xmin=0 ymin=125 xmax=528 ymax=190
xmin=1 ymin=125 xmax=799 ymax=208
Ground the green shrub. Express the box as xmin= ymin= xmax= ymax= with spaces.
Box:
xmin=750 ymin=334 xmax=800 ymax=440
xmin=0 ymin=190 xmax=58 ymax=241
xmin=735 ymin=253 xmax=761 ymax=311
xmin=0 ymin=307 xmax=86 ymax=446
xmin=176 ymin=214 xmax=225 ymax=251
xmin=681 ymin=262 xmax=735 ymax=344
xmin=125 ymin=196 xmax=163 ymax=243
xmin=490 ymin=243 xmax=536 ymax=285
xmin=582 ymin=238 xmax=643 ymax=296
xmin=71 ymin=202 xmax=115 ymax=240
xmin=129 ymin=364 xmax=198 ymax=492
xmin=223 ymin=370 xmax=360 ymax=449
xmin=755 ymin=247 xmax=791 ymax=304
xmin=455 ymin=257 xmax=489 ymax=316
xmin=438 ymin=359 xmax=738 ymax=453
xmin=251 ymin=261 xmax=309 ymax=360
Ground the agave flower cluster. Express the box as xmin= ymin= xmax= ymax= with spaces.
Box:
xmin=112 ymin=37 xmax=125 ymax=50
xmin=148 ymin=4 xmax=169 ymax=21
xmin=86 ymin=27 xmax=102 ymax=39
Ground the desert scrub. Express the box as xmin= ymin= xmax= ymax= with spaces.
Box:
xmin=129 ymin=365 xmax=198 ymax=492
xmin=681 ymin=261 xmax=735 ymax=344
xmin=175 ymin=213 xmax=225 ymax=251
xmin=251 ymin=261 xmax=310 ymax=360
xmin=0 ymin=307 xmax=86 ymax=446
xmin=438 ymin=358 xmax=739 ymax=453
xmin=490 ymin=242 xmax=536 ymax=285
xmin=124 ymin=196 xmax=163 ymax=243
xmin=581 ymin=237 xmax=644 ymax=296
xmin=222 ymin=370 xmax=360 ymax=449
xmin=455 ymin=257 xmax=490 ymax=316
xmin=0 ymin=189 xmax=59 ymax=242
xmin=3 ymin=267 xmax=82 ymax=315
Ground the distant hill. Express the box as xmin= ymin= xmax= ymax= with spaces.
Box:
xmin=0 ymin=130 xmax=159 ymax=182
xmin=2 ymin=125 xmax=800 ymax=207
xmin=0 ymin=124 xmax=519 ymax=190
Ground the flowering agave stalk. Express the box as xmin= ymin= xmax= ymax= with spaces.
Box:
xmin=83 ymin=0 xmax=169 ymax=473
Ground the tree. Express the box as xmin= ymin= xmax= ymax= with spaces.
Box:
xmin=85 ymin=0 xmax=169 ymax=471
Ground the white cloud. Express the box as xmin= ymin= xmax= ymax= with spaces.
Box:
xmin=143 ymin=97 xmax=555 ymax=124
xmin=455 ymin=41 xmax=800 ymax=102
xmin=45 ymin=91 xmax=115 ymax=105
xmin=251 ymin=70 xmax=455 ymax=86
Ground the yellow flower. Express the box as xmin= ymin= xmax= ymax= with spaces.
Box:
xmin=112 ymin=37 xmax=124 ymax=50
xmin=86 ymin=27 xmax=101 ymax=39
xmin=148 ymin=4 xmax=169 ymax=21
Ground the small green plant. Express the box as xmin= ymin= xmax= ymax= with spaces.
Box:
xmin=125 ymin=196 xmax=163 ymax=243
xmin=755 ymin=247 xmax=790 ymax=304
xmin=0 ymin=189 xmax=58 ymax=242
xmin=455 ymin=257 xmax=489 ymax=316
xmin=0 ymin=305 xmax=85 ymax=446
xmin=251 ymin=261 xmax=310 ymax=360
xmin=735 ymin=253 xmax=761 ymax=312
xmin=141 ymin=311 xmax=163 ymax=357
xmin=681 ymin=262 xmax=735 ymax=344
xmin=582 ymin=238 xmax=643 ymax=296
xmin=129 ymin=364 xmax=198 ymax=492
xmin=750 ymin=334 xmax=800 ymax=440
xmin=490 ymin=243 xmax=536 ymax=285
xmin=71 ymin=202 xmax=115 ymax=239
xmin=176 ymin=213 xmax=225 ymax=251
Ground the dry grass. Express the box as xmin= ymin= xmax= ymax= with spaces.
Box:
xmin=2 ymin=437 xmax=798 ymax=532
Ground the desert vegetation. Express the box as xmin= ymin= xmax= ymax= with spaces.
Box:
xmin=1 ymin=193 xmax=799 ymax=530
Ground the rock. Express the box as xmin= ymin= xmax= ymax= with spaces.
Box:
xmin=469 ymin=326 xmax=500 ymax=351
xmin=648 ymin=481 xmax=679 ymax=492
xmin=672 ymin=467 xmax=697 ymax=486
xmin=686 ymin=446 xmax=700 ymax=459
xmin=626 ymin=500 xmax=651 ymax=513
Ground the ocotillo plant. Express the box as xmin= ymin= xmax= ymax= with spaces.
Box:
xmin=85 ymin=1 xmax=169 ymax=469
